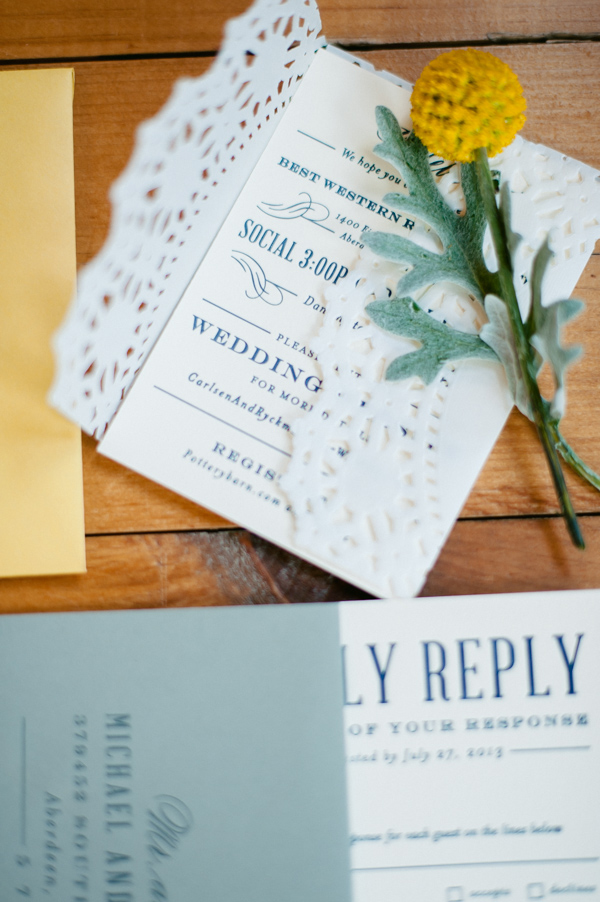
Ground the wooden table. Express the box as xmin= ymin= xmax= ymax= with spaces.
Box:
xmin=2 ymin=0 xmax=600 ymax=612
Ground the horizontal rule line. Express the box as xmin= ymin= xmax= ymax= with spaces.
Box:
xmin=510 ymin=746 xmax=591 ymax=752
xmin=202 ymin=298 xmax=271 ymax=334
xmin=153 ymin=386 xmax=291 ymax=457
xmin=352 ymin=857 xmax=600 ymax=872
xmin=297 ymin=129 xmax=336 ymax=150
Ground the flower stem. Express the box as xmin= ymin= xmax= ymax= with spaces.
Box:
xmin=474 ymin=148 xmax=585 ymax=550
xmin=551 ymin=423 xmax=600 ymax=491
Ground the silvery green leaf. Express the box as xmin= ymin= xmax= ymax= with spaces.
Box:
xmin=364 ymin=109 xmax=499 ymax=304
xmin=480 ymin=295 xmax=531 ymax=418
xmin=526 ymin=239 xmax=584 ymax=419
xmin=367 ymin=297 xmax=498 ymax=385
xmin=531 ymin=302 xmax=583 ymax=418
xmin=381 ymin=192 xmax=444 ymax=236
xmin=364 ymin=232 xmax=482 ymax=298
xmin=363 ymin=231 xmax=439 ymax=270
xmin=373 ymin=107 xmax=448 ymax=222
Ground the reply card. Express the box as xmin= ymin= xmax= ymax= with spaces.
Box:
xmin=341 ymin=591 xmax=600 ymax=901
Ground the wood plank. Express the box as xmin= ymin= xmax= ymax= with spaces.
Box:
xmin=363 ymin=44 xmax=600 ymax=171
xmin=3 ymin=515 xmax=600 ymax=613
xmin=72 ymin=58 xmax=212 ymax=273
xmin=68 ymin=46 xmax=600 ymax=273
xmin=323 ymin=1 xmax=600 ymax=48
xmin=1 ymin=0 xmax=599 ymax=61
xmin=83 ymin=434 xmax=231 ymax=533
xmin=462 ymin=259 xmax=600 ymax=518
xmin=421 ymin=515 xmax=600 ymax=597
xmin=0 ymin=530 xmax=370 ymax=613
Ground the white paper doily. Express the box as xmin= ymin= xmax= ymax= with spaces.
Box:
xmin=281 ymin=137 xmax=600 ymax=597
xmin=50 ymin=0 xmax=324 ymax=437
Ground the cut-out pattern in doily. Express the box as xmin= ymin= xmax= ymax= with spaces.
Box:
xmin=281 ymin=137 xmax=600 ymax=598
xmin=281 ymin=254 xmax=499 ymax=598
xmin=50 ymin=0 xmax=324 ymax=437
xmin=492 ymin=135 xmax=600 ymax=316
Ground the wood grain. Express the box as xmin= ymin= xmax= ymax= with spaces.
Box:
xmin=0 ymin=530 xmax=370 ymax=613
xmin=363 ymin=44 xmax=600 ymax=170
xmin=71 ymin=58 xmax=214 ymax=272
xmin=462 ymin=258 xmax=600 ymax=518
xmin=3 ymin=515 xmax=600 ymax=613
xmin=1 ymin=0 xmax=598 ymax=61
xmin=66 ymin=45 xmax=600 ymax=276
xmin=421 ymin=515 xmax=600 ymax=597
xmin=83 ymin=434 xmax=231 ymax=533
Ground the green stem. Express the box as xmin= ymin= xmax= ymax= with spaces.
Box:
xmin=551 ymin=423 xmax=600 ymax=491
xmin=474 ymin=148 xmax=585 ymax=550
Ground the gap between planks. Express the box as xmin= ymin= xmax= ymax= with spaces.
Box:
xmin=2 ymin=518 xmax=600 ymax=614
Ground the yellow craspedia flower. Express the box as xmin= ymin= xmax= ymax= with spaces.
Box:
xmin=411 ymin=49 xmax=526 ymax=163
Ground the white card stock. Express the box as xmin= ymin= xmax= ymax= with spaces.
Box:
xmin=340 ymin=590 xmax=600 ymax=901
xmin=97 ymin=48 xmax=600 ymax=595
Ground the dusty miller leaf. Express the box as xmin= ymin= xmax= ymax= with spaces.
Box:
xmin=480 ymin=295 xmax=532 ymax=418
xmin=367 ymin=297 xmax=498 ymax=385
xmin=363 ymin=107 xmax=499 ymax=302
xmin=526 ymin=239 xmax=584 ymax=419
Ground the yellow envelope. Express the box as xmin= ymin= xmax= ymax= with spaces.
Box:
xmin=0 ymin=69 xmax=86 ymax=577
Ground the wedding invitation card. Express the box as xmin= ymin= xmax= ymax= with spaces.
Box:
xmin=1 ymin=591 xmax=598 ymax=901
xmin=97 ymin=48 xmax=417 ymax=592
xmin=96 ymin=48 xmax=600 ymax=596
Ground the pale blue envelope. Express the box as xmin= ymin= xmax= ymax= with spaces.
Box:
xmin=0 ymin=605 xmax=350 ymax=902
